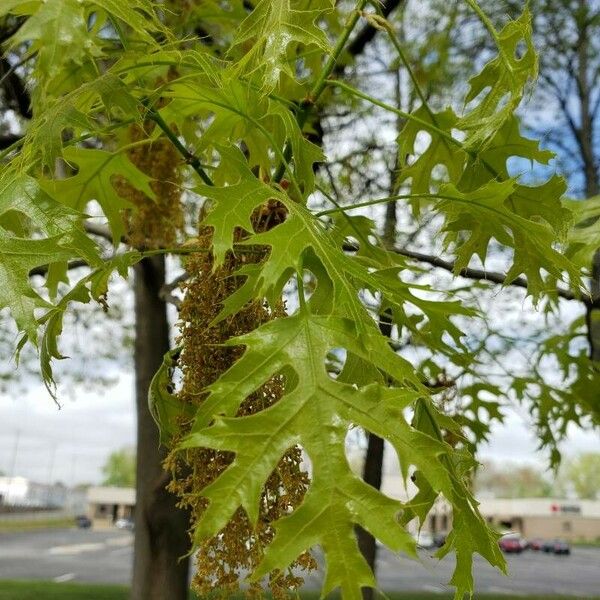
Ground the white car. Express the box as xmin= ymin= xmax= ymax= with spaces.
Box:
xmin=115 ymin=518 xmax=134 ymax=531
xmin=413 ymin=531 xmax=435 ymax=549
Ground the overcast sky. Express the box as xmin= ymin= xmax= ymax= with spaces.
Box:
xmin=0 ymin=376 xmax=136 ymax=486
xmin=1 ymin=368 xmax=599 ymax=486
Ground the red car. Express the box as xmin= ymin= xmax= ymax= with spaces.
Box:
xmin=499 ymin=533 xmax=524 ymax=553
xmin=528 ymin=538 xmax=544 ymax=551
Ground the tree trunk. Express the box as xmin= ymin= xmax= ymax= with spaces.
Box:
xmin=357 ymin=434 xmax=385 ymax=600
xmin=358 ymin=82 xmax=402 ymax=597
xmin=131 ymin=256 xmax=190 ymax=600
xmin=574 ymin=2 xmax=600 ymax=362
xmin=359 ymin=308 xmax=394 ymax=600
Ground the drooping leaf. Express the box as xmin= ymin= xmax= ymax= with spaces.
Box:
xmin=0 ymin=174 xmax=100 ymax=338
xmin=435 ymin=180 xmax=581 ymax=299
xmin=36 ymin=252 xmax=142 ymax=398
xmin=148 ymin=346 xmax=194 ymax=446
xmin=42 ymin=147 xmax=156 ymax=243
xmin=459 ymin=9 xmax=537 ymax=149
xmin=564 ymin=196 xmax=600 ymax=268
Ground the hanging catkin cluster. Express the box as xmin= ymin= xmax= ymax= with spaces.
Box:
xmin=116 ymin=120 xmax=184 ymax=250
xmin=165 ymin=207 xmax=315 ymax=599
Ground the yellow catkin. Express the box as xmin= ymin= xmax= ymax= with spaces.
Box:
xmin=166 ymin=210 xmax=315 ymax=599
xmin=116 ymin=120 xmax=184 ymax=249
xmin=115 ymin=69 xmax=184 ymax=250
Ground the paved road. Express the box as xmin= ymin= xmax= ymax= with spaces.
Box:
xmin=1 ymin=528 xmax=599 ymax=596
xmin=0 ymin=528 xmax=132 ymax=585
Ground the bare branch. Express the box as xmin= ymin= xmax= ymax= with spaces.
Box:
xmin=84 ymin=222 xmax=113 ymax=242
xmin=393 ymin=247 xmax=585 ymax=304
xmin=158 ymin=272 xmax=187 ymax=309
xmin=29 ymin=259 xmax=88 ymax=278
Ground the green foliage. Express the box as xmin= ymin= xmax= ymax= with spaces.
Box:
xmin=474 ymin=460 xmax=553 ymax=499
xmin=557 ymin=453 xmax=600 ymax=500
xmin=0 ymin=173 xmax=100 ymax=339
xmin=229 ymin=0 xmax=333 ymax=91
xmin=41 ymin=148 xmax=155 ymax=244
xmin=102 ymin=446 xmax=136 ymax=488
xmin=0 ymin=1 xmax=596 ymax=598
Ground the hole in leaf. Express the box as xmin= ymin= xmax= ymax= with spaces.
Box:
xmin=326 ymin=347 xmax=347 ymax=379
xmin=282 ymin=269 xmax=319 ymax=313
xmin=429 ymin=163 xmax=450 ymax=192
xmin=345 ymin=427 xmax=367 ymax=476
xmin=514 ymin=39 xmax=527 ymax=60
xmin=414 ymin=130 xmax=432 ymax=155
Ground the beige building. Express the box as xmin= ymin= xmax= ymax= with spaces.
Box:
xmin=425 ymin=497 xmax=600 ymax=541
xmin=478 ymin=498 xmax=600 ymax=541
xmin=382 ymin=470 xmax=600 ymax=541
xmin=87 ymin=486 xmax=135 ymax=527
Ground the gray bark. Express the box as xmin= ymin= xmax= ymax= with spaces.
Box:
xmin=131 ymin=256 xmax=190 ymax=600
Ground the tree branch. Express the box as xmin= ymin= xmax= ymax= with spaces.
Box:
xmin=29 ymin=259 xmax=88 ymax=277
xmin=84 ymin=222 xmax=113 ymax=242
xmin=393 ymin=246 xmax=586 ymax=304
xmin=345 ymin=0 xmax=404 ymax=59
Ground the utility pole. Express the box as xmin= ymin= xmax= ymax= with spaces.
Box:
xmin=9 ymin=429 xmax=20 ymax=477
xmin=6 ymin=429 xmax=21 ymax=505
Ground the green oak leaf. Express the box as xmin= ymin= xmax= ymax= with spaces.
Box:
xmin=397 ymin=105 xmax=465 ymax=195
xmin=436 ymin=180 xmax=581 ymax=299
xmin=180 ymin=307 xmax=504 ymax=599
xmin=0 ymin=173 xmax=100 ymax=339
xmin=458 ymin=115 xmax=555 ymax=189
xmin=148 ymin=346 xmax=194 ymax=446
xmin=19 ymin=72 xmax=135 ymax=169
xmin=564 ymin=196 xmax=600 ymax=268
xmin=200 ymin=160 xmax=475 ymax=356
xmin=229 ymin=0 xmax=333 ymax=91
xmin=90 ymin=0 xmax=167 ymax=43
xmin=42 ymin=147 xmax=156 ymax=243
xmin=1 ymin=0 xmax=102 ymax=104
xmin=36 ymin=252 xmax=142 ymax=399
xmin=165 ymin=79 xmax=323 ymax=195
xmin=459 ymin=9 xmax=537 ymax=149
xmin=0 ymin=232 xmax=74 ymax=341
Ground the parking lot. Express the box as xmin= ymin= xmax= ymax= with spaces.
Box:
xmin=0 ymin=527 xmax=599 ymax=596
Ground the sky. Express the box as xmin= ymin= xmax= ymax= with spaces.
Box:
xmin=1 ymin=367 xmax=599 ymax=486
xmin=0 ymin=376 xmax=136 ymax=486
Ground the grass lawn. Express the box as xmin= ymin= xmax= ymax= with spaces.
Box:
xmin=0 ymin=581 xmax=598 ymax=600
xmin=0 ymin=518 xmax=75 ymax=533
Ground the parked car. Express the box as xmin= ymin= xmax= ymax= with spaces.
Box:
xmin=74 ymin=515 xmax=91 ymax=529
xmin=543 ymin=539 xmax=571 ymax=555
xmin=413 ymin=531 xmax=435 ymax=549
xmin=115 ymin=518 xmax=134 ymax=531
xmin=528 ymin=538 xmax=544 ymax=551
xmin=499 ymin=533 xmax=524 ymax=553
xmin=553 ymin=540 xmax=571 ymax=555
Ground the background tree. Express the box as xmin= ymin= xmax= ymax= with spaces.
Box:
xmin=557 ymin=452 xmax=600 ymax=499
xmin=101 ymin=447 xmax=136 ymax=488
xmin=474 ymin=460 xmax=553 ymax=499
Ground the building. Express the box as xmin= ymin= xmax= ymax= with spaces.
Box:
xmin=382 ymin=470 xmax=600 ymax=541
xmin=87 ymin=486 xmax=135 ymax=527
xmin=479 ymin=498 xmax=600 ymax=542
xmin=0 ymin=476 xmax=67 ymax=509
xmin=424 ymin=497 xmax=600 ymax=541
